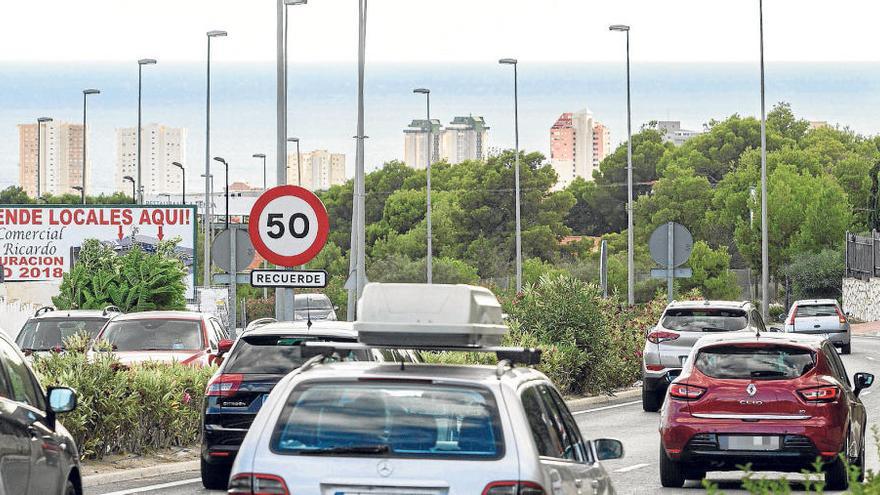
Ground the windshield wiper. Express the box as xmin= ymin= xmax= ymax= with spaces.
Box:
xmin=303 ymin=444 xmax=390 ymax=456
xmin=701 ymin=327 xmax=734 ymax=332
xmin=750 ymin=370 xmax=786 ymax=378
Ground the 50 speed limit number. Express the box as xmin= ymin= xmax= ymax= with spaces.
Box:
xmin=248 ymin=185 xmax=329 ymax=267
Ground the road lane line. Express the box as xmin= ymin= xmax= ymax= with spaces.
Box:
xmin=614 ymin=463 xmax=651 ymax=473
xmin=99 ymin=477 xmax=201 ymax=495
xmin=866 ymin=356 xmax=875 ymax=361
xmin=573 ymin=400 xmax=641 ymax=415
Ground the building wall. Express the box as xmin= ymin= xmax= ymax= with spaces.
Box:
xmin=287 ymin=150 xmax=347 ymax=191
xmin=18 ymin=122 xmax=86 ymax=197
xmin=843 ymin=277 xmax=880 ymax=322
xmin=592 ymin=122 xmax=611 ymax=170
xmin=115 ymin=124 xmax=186 ymax=196
xmin=549 ymin=109 xmax=598 ymax=190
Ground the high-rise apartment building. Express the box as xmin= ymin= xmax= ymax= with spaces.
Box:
xmin=287 ymin=150 xmax=346 ymax=191
xmin=18 ymin=122 xmax=85 ymax=197
xmin=403 ymin=119 xmax=442 ymax=170
xmin=656 ymin=121 xmax=701 ymax=146
xmin=403 ymin=116 xmax=490 ymax=168
xmin=549 ymin=109 xmax=610 ymax=189
xmin=115 ymin=124 xmax=187 ymax=196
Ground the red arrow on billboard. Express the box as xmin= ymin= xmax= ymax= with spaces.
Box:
xmin=117 ymin=225 xmax=124 ymax=240
xmin=157 ymin=225 xmax=165 ymax=241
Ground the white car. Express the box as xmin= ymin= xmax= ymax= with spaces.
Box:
xmin=228 ymin=283 xmax=623 ymax=495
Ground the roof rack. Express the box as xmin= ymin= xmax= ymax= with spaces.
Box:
xmin=34 ymin=306 xmax=55 ymax=317
xmin=301 ymin=341 xmax=542 ymax=368
xmin=103 ymin=305 xmax=122 ymax=316
xmin=246 ymin=317 xmax=278 ymax=332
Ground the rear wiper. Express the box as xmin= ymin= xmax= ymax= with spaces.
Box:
xmin=304 ymin=444 xmax=390 ymax=456
xmin=701 ymin=327 xmax=732 ymax=332
xmin=750 ymin=370 xmax=786 ymax=378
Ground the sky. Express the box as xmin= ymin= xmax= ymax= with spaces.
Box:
xmin=1 ymin=0 xmax=879 ymax=63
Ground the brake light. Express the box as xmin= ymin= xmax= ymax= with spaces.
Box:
xmin=834 ymin=306 xmax=847 ymax=325
xmin=482 ymin=481 xmax=545 ymax=495
xmin=798 ymin=386 xmax=840 ymax=402
xmin=788 ymin=306 xmax=797 ymax=326
xmin=206 ymin=374 xmax=243 ymax=397
xmin=668 ymin=384 xmax=706 ymax=400
xmin=647 ymin=331 xmax=679 ymax=344
xmin=228 ymin=473 xmax=289 ymax=495
xmin=646 ymin=364 xmax=665 ymax=371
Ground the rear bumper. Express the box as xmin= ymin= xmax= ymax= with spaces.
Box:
xmin=202 ymin=423 xmax=249 ymax=464
xmin=677 ymin=435 xmax=827 ymax=472
xmin=643 ymin=369 xmax=681 ymax=392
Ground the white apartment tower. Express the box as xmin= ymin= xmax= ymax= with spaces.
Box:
xmin=18 ymin=122 xmax=86 ymax=197
xmin=287 ymin=150 xmax=346 ymax=191
xmin=440 ymin=116 xmax=489 ymax=164
xmin=115 ymin=124 xmax=187 ymax=196
xmin=403 ymin=119 xmax=442 ymax=170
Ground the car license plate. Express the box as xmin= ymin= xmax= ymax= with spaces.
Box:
xmin=720 ymin=435 xmax=780 ymax=451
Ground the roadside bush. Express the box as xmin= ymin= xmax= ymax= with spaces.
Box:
xmin=781 ymin=248 xmax=845 ymax=301
xmin=32 ymin=343 xmax=213 ymax=459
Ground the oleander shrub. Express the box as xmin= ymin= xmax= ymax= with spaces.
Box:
xmin=32 ymin=340 xmax=213 ymax=459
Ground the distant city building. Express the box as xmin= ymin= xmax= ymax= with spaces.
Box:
xmin=287 ymin=150 xmax=346 ymax=191
xmin=115 ymin=124 xmax=187 ymax=196
xmin=18 ymin=122 xmax=85 ymax=197
xmin=656 ymin=121 xmax=701 ymax=146
xmin=403 ymin=119 xmax=442 ymax=170
xmin=809 ymin=121 xmax=829 ymax=130
xmin=229 ymin=181 xmax=260 ymax=192
xmin=549 ymin=109 xmax=609 ymax=189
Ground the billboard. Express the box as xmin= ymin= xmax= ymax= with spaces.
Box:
xmin=0 ymin=205 xmax=198 ymax=297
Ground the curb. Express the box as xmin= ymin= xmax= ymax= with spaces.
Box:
xmin=565 ymin=387 xmax=642 ymax=412
xmin=82 ymin=460 xmax=200 ymax=488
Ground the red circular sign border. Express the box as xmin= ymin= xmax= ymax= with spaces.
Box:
xmin=248 ymin=185 xmax=330 ymax=267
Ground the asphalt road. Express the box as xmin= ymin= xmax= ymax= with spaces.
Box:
xmin=87 ymin=335 xmax=880 ymax=495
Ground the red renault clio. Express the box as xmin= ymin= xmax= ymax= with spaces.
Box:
xmin=659 ymin=332 xmax=874 ymax=489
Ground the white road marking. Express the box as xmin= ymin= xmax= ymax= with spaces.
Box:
xmin=573 ymin=400 xmax=642 ymax=415
xmin=614 ymin=463 xmax=651 ymax=473
xmin=866 ymin=356 xmax=875 ymax=361
xmin=99 ymin=478 xmax=202 ymax=495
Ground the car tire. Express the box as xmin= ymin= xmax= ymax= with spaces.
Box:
xmin=659 ymin=444 xmax=686 ymax=488
xmin=201 ymin=458 xmax=231 ymax=490
xmin=642 ymin=386 xmax=663 ymax=412
xmin=64 ymin=479 xmax=78 ymax=495
xmin=823 ymin=455 xmax=849 ymax=491
xmin=684 ymin=469 xmax=706 ymax=482
xmin=841 ymin=344 xmax=852 ymax=355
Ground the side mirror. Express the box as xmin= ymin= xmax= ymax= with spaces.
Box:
xmin=855 ymin=372 xmax=874 ymax=397
xmin=594 ymin=438 xmax=624 ymax=461
xmin=46 ymin=387 xmax=77 ymax=429
xmin=777 ymin=314 xmax=787 ymax=323
xmin=218 ymin=339 xmax=234 ymax=355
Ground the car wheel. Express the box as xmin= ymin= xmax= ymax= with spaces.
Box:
xmin=659 ymin=444 xmax=686 ymax=488
xmin=823 ymin=455 xmax=849 ymax=491
xmin=201 ymin=458 xmax=231 ymax=490
xmin=642 ymin=386 xmax=663 ymax=412
xmin=64 ymin=479 xmax=77 ymax=495
xmin=841 ymin=344 xmax=852 ymax=355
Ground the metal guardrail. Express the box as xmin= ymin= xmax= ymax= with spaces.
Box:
xmin=846 ymin=230 xmax=880 ymax=280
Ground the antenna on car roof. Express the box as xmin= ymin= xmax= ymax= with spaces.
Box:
xmin=306 ymin=295 xmax=313 ymax=330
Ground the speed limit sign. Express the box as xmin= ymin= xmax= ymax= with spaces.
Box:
xmin=248 ymin=185 xmax=330 ymax=267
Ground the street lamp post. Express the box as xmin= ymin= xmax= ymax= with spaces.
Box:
xmin=758 ymin=0 xmax=770 ymax=319
xmin=498 ymin=58 xmax=522 ymax=292
xmin=72 ymin=186 xmax=84 ymax=203
xmin=172 ymin=161 xmax=186 ymax=204
xmin=81 ymin=89 xmax=100 ymax=205
xmin=123 ymin=176 xmax=136 ymax=203
xmin=253 ymin=153 xmax=267 ymax=190
xmin=205 ymin=30 xmax=227 ymax=289
xmin=287 ymin=138 xmax=302 ymax=186
xmin=610 ymin=24 xmax=634 ymax=306
xmin=413 ymin=88 xmax=433 ymax=284
xmin=137 ymin=59 xmax=157 ymax=205
xmin=36 ymin=117 xmax=53 ymax=199
xmin=213 ymin=157 xmax=230 ymax=230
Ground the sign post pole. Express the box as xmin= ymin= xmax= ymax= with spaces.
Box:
xmin=667 ymin=222 xmax=674 ymax=304
xmin=228 ymin=224 xmax=237 ymax=335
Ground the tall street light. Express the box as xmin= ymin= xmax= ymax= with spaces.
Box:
xmin=287 ymin=137 xmax=302 ymax=186
xmin=172 ymin=161 xmax=186 ymax=204
xmin=758 ymin=0 xmax=769 ymax=319
xmin=498 ymin=58 xmax=522 ymax=292
xmin=610 ymin=24 xmax=635 ymax=306
xmin=81 ymin=89 xmax=100 ymax=205
xmin=213 ymin=157 xmax=230 ymax=230
xmin=36 ymin=117 xmax=53 ymax=199
xmin=253 ymin=153 xmax=267 ymax=190
xmin=413 ymin=88 xmax=433 ymax=284
xmin=204 ymin=30 xmax=227 ymax=289
xmin=123 ymin=176 xmax=136 ymax=203
xmin=71 ymin=186 xmax=84 ymax=204
xmin=137 ymin=59 xmax=157 ymax=205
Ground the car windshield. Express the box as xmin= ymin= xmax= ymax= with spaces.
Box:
xmin=661 ymin=308 xmax=748 ymax=332
xmin=223 ymin=335 xmax=369 ymax=374
xmin=271 ymin=382 xmax=503 ymax=459
xmin=294 ymin=296 xmax=332 ymax=310
xmin=795 ymin=304 xmax=839 ymax=317
xmin=16 ymin=318 xmax=107 ymax=351
xmin=99 ymin=319 xmax=202 ymax=351
xmin=695 ymin=345 xmax=816 ymax=380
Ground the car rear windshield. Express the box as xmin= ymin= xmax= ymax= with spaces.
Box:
xmin=100 ymin=319 xmax=202 ymax=351
xmin=223 ymin=335 xmax=369 ymax=374
xmin=695 ymin=345 xmax=816 ymax=380
xmin=294 ymin=297 xmax=332 ymax=310
xmin=661 ymin=308 xmax=748 ymax=332
xmin=795 ymin=304 xmax=839 ymax=317
xmin=16 ymin=318 xmax=106 ymax=351
xmin=271 ymin=382 xmax=504 ymax=459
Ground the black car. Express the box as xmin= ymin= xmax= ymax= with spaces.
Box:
xmin=200 ymin=321 xmax=419 ymax=489
xmin=0 ymin=331 xmax=81 ymax=494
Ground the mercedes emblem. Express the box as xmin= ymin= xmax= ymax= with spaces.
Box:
xmin=377 ymin=460 xmax=393 ymax=478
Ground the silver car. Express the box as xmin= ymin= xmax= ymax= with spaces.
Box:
xmin=230 ymin=361 xmax=623 ymax=494
xmin=781 ymin=299 xmax=851 ymax=354
xmin=641 ymin=300 xmax=766 ymax=412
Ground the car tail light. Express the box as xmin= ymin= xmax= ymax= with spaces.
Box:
xmin=668 ymin=384 xmax=706 ymax=400
xmin=798 ymin=385 xmax=840 ymax=403
xmin=788 ymin=306 xmax=797 ymax=326
xmin=228 ymin=473 xmax=289 ymax=495
xmin=206 ymin=374 xmax=243 ymax=397
xmin=834 ymin=306 xmax=847 ymax=325
xmin=646 ymin=364 xmax=665 ymax=371
xmin=482 ymin=481 xmax=545 ymax=495
xmin=647 ymin=331 xmax=679 ymax=344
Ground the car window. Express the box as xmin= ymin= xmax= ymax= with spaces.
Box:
xmin=751 ymin=311 xmax=766 ymax=333
xmin=16 ymin=318 xmax=107 ymax=351
xmin=824 ymin=343 xmax=851 ymax=387
xmin=223 ymin=336 xmax=368 ymax=374
xmin=100 ymin=319 xmax=203 ymax=351
xmin=211 ymin=319 xmax=228 ymax=340
xmin=695 ymin=344 xmax=815 ymax=380
xmin=544 ymin=385 xmax=591 ymax=463
xmin=205 ymin=320 xmax=220 ymax=350
xmin=521 ymin=385 xmax=566 ymax=459
xmin=796 ymin=305 xmax=839 ymax=317
xmin=0 ymin=339 xmax=44 ymax=409
xmin=661 ymin=308 xmax=748 ymax=332
xmin=536 ymin=385 xmax=580 ymax=461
